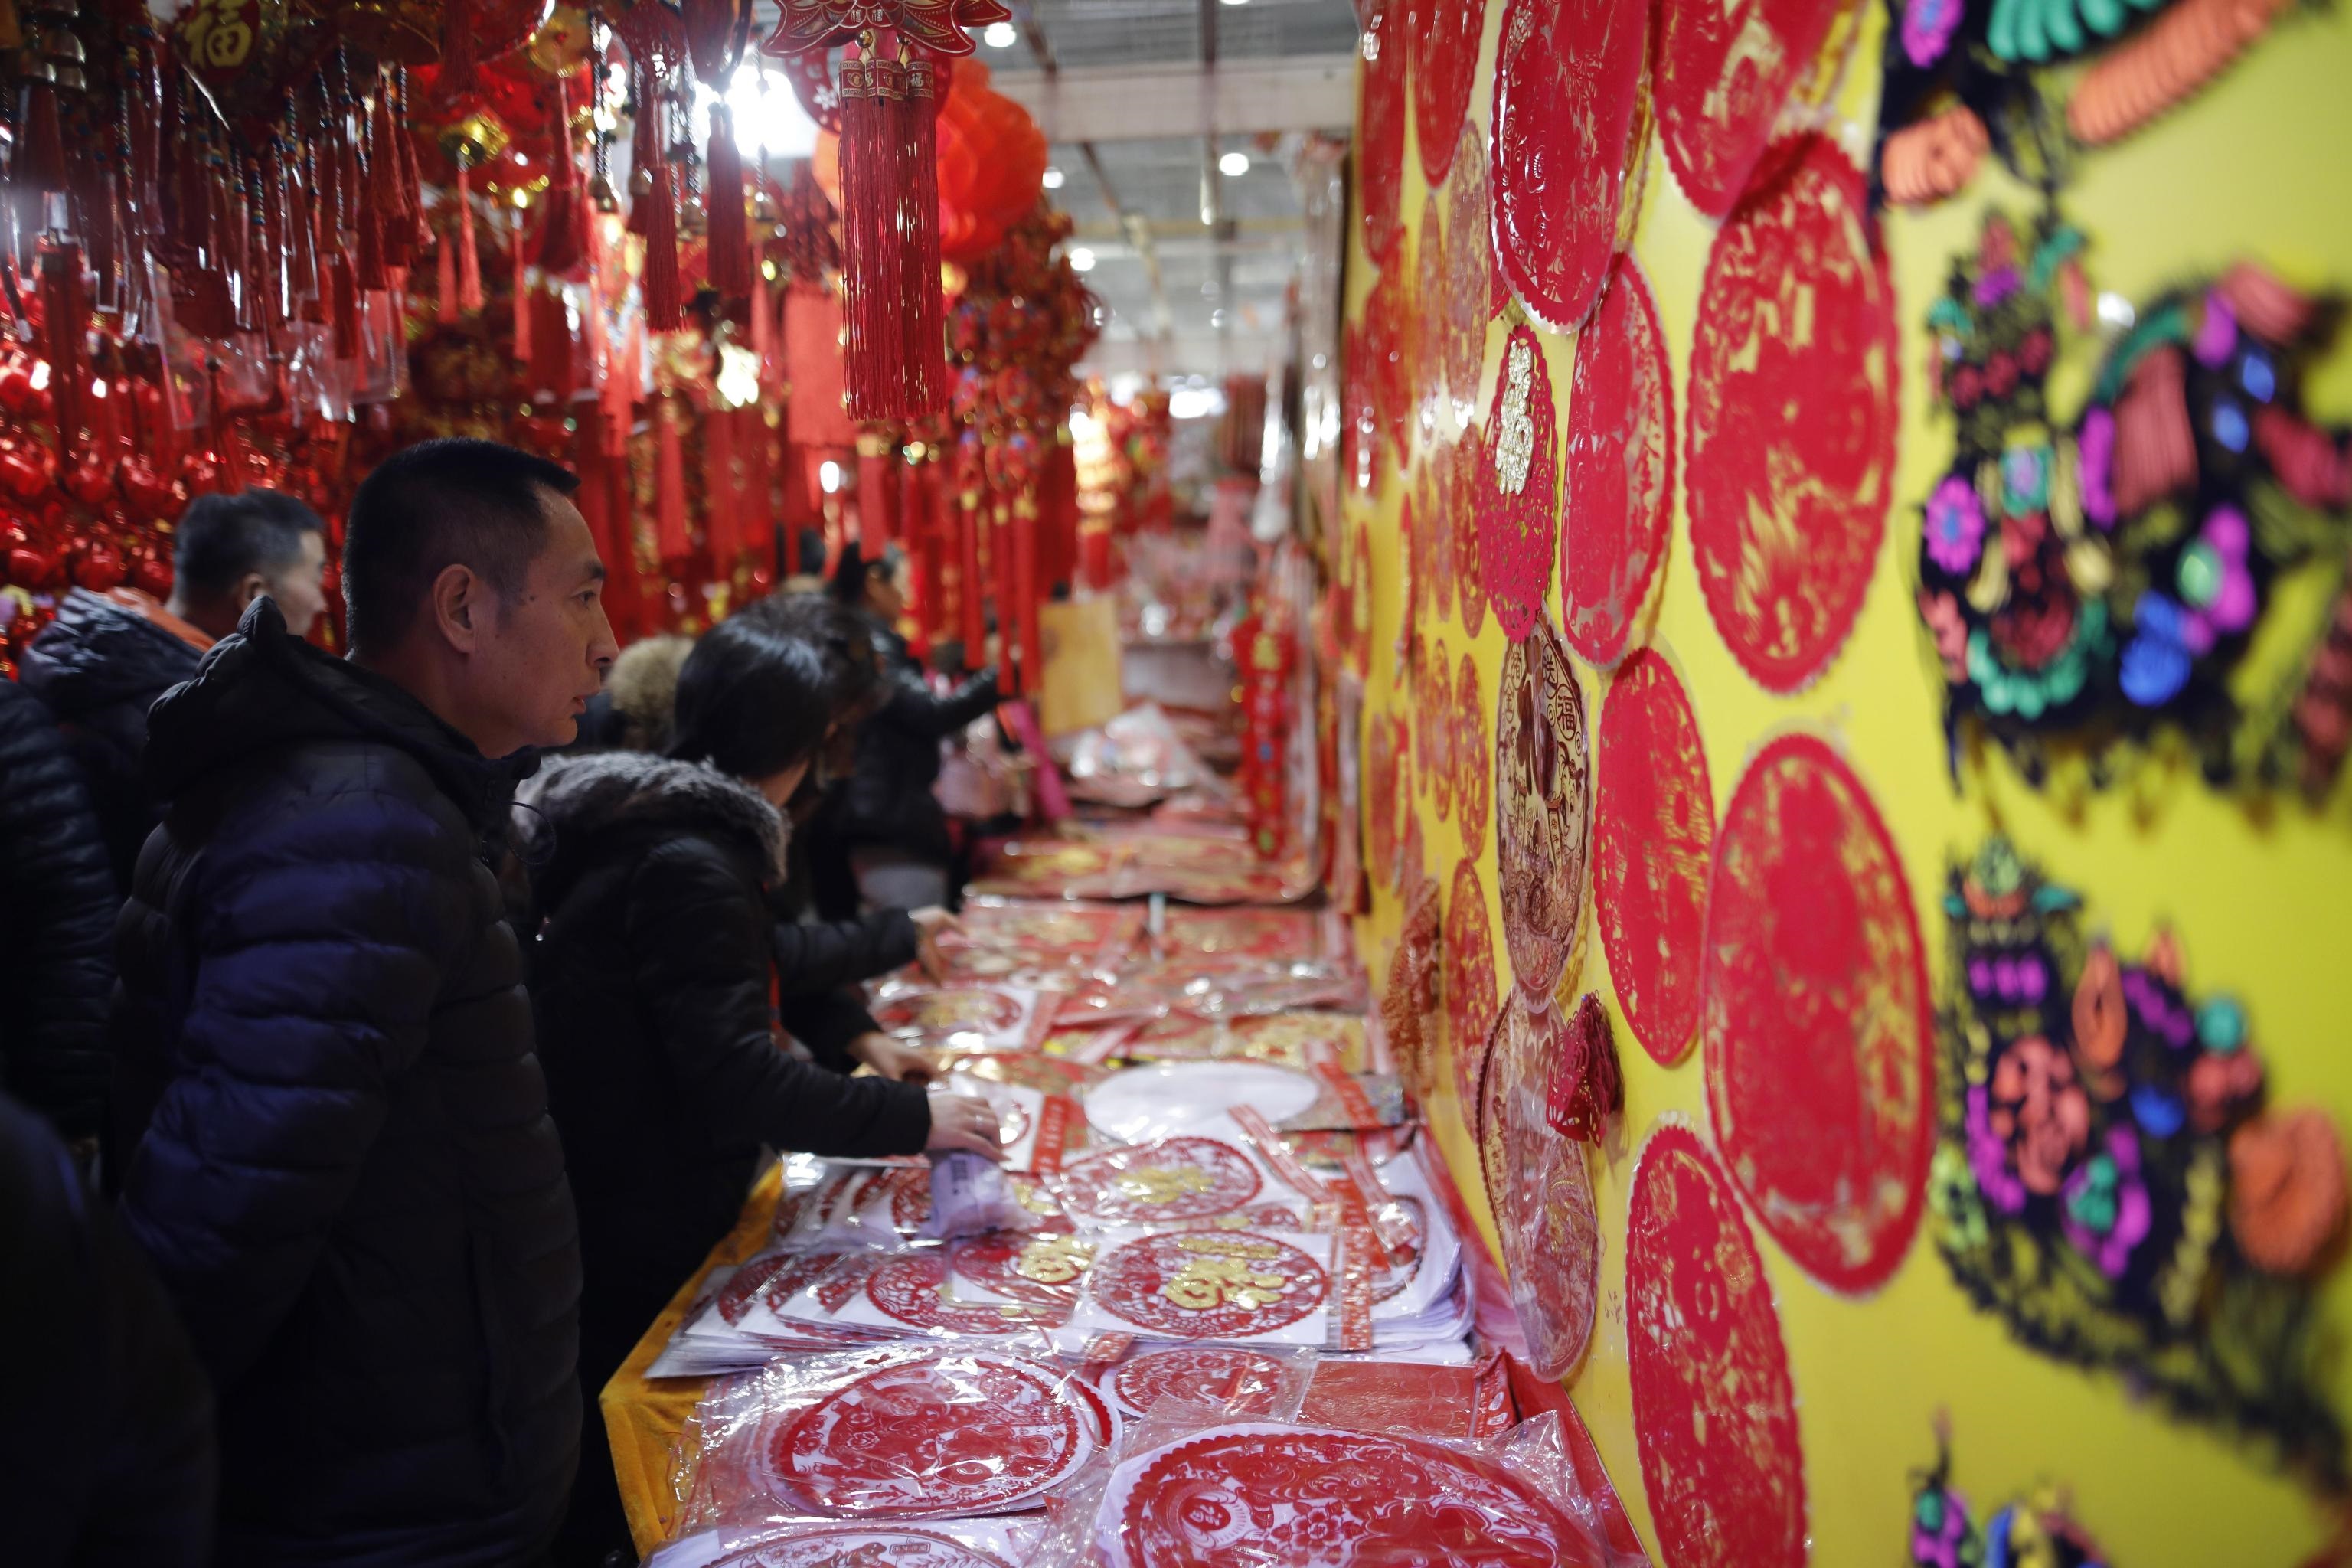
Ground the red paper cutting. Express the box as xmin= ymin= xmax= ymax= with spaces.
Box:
xmin=1089 ymin=1232 xmax=1330 ymax=1339
xmin=864 ymin=1253 xmax=1050 ymax=1336
xmin=1628 ymin=1122 xmax=1806 ymax=1568
xmin=1367 ymin=713 xmax=1404 ymax=890
xmin=1445 ymin=126 xmax=1496 ymax=414
xmin=772 ymin=1354 xmax=1085 ymax=1517
xmin=1453 ymin=435 xmax=1488 ymax=635
xmin=1496 ymin=616 xmax=1592 ymax=1002
xmin=1108 ymin=1345 xmax=1292 ymax=1419
xmin=1563 ymin=258 xmax=1674 ymax=669
xmin=1594 ymin=647 xmax=1713 ymax=1065
xmin=1423 ymin=642 xmax=1455 ymax=822
xmin=709 ymin=1527 xmax=1014 ymax=1568
xmin=1059 ymin=1138 xmax=1267 ymax=1225
xmin=1477 ymin=997 xmax=1539 ymax=1195
xmin=1491 ymin=1003 xmax=1600 ymax=1380
xmin=1410 ymin=0 xmax=1486 ymax=186
xmin=1703 ymin=733 xmax=1932 ymax=1294
xmin=1475 ymin=323 xmax=1560 ymax=642
xmin=1686 ymin=135 xmax=1897 ymax=693
xmin=1444 ymin=858 xmax=1503 ymax=1119
xmin=1416 ymin=188 xmax=1455 ymax=442
xmin=1421 ymin=456 xmax=1457 ymax=624
xmin=1359 ymin=10 xmax=1408 ymax=266
xmin=1491 ymin=0 xmax=1648 ymax=332
xmin=1455 ymin=648 xmax=1491 ymax=854
xmin=1651 ymin=0 xmax=1847 ymax=217
xmin=1365 ymin=265 xmax=1413 ymax=474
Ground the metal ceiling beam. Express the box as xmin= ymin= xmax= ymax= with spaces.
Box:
xmin=988 ymin=57 xmax=1358 ymax=142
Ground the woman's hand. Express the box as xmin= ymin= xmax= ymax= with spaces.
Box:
xmin=910 ymin=906 xmax=960 ymax=977
xmin=925 ymin=1092 xmax=1005 ymax=1160
xmin=848 ymin=1032 xmax=939 ymax=1084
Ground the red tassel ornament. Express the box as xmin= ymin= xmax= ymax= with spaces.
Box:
xmin=535 ymin=81 xmax=586 ymax=273
xmin=455 ymin=161 xmax=485 ymax=312
xmin=642 ymin=159 xmax=684 ymax=331
xmin=512 ymin=213 xmax=533 ymax=362
xmin=703 ymin=105 xmax=751 ymax=300
xmin=837 ymin=47 xmax=904 ymax=421
xmin=899 ymin=52 xmax=946 ymax=411
xmin=654 ymin=395 xmax=691 ymax=560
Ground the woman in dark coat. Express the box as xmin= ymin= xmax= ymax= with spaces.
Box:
xmin=522 ymin=614 xmax=1001 ymax=1565
xmin=828 ymin=544 xmax=1000 ymax=910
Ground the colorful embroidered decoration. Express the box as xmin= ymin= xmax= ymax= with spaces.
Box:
xmin=1908 ymin=1433 xmax=2114 ymax=1568
xmin=1912 ymin=209 xmax=2352 ymax=792
xmin=1932 ymin=838 xmax=2349 ymax=1475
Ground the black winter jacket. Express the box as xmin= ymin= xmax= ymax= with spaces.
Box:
xmin=523 ymin=755 xmax=929 ymax=1339
xmin=110 ymin=599 xmax=580 ymax=1567
xmin=0 ymin=679 xmax=119 ymax=1141
xmin=838 ymin=622 xmax=998 ymax=864
xmin=0 ymin=1089 xmax=216 ymax=1566
xmin=20 ymin=587 xmax=206 ymax=892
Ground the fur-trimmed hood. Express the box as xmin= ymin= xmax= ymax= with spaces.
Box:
xmin=519 ymin=750 xmax=789 ymax=885
xmin=602 ymin=635 xmax=693 ymax=753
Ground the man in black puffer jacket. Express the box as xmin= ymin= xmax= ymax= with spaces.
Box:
xmin=111 ymin=439 xmax=618 ymax=1566
xmin=0 ymin=680 xmax=117 ymax=1148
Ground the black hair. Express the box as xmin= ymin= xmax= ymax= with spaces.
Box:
xmin=667 ymin=613 xmax=835 ymax=780
xmin=172 ymin=488 xmax=322 ymax=601
xmin=746 ymin=590 xmax=885 ymax=725
xmin=342 ymin=437 xmax=581 ymax=654
xmin=828 ymin=540 xmax=903 ymax=606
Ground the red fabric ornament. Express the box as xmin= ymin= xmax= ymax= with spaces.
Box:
xmin=1702 ymin=733 xmax=1932 ymax=1295
xmin=837 ymin=51 xmax=906 ymax=417
xmin=1628 ymin=1122 xmax=1807 ymax=1568
xmin=762 ymin=1 xmax=1011 ymax=59
xmin=1549 ymin=993 xmax=1623 ymax=1144
xmin=704 ymin=106 xmax=753 ymax=300
xmin=642 ymin=159 xmax=684 ymax=331
xmin=1563 ymin=260 xmax=1674 ymax=668
xmin=1491 ymin=0 xmax=1646 ymax=332
xmin=1687 ymin=136 xmax=1896 ymax=693
xmin=1592 ymin=646 xmax=1713 ymax=1066
xmin=683 ymin=0 xmax=751 ymax=87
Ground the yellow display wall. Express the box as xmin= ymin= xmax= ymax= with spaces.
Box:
xmin=1345 ymin=5 xmax=2352 ymax=1563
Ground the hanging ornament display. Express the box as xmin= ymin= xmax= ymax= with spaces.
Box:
xmin=1931 ymin=838 xmax=2347 ymax=1475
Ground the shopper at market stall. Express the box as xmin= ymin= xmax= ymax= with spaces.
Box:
xmin=21 ymin=488 xmax=328 ymax=893
xmin=829 ymin=541 xmax=1002 ymax=910
xmin=109 ymin=438 xmax=616 ymax=1566
xmin=521 ymin=610 xmax=1001 ymax=1564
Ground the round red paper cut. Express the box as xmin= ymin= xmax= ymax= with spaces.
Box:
xmin=1494 ymin=1011 xmax=1600 ymax=1380
xmin=1452 ymin=436 xmax=1487 ymax=635
xmin=1409 ymin=0 xmax=1485 ymax=186
xmin=882 ymin=1165 xmax=933 ymax=1233
xmin=1495 ymin=618 xmax=1592 ymax=1002
xmin=1474 ymin=324 xmax=1560 ymax=643
xmin=1686 ymin=135 xmax=1897 ymax=693
xmin=1627 ymin=1123 xmax=1806 ymax=1568
xmin=1414 ymin=188 xmax=1450 ymax=444
xmin=1357 ymin=12 xmax=1408 ymax=266
xmin=1594 ymin=648 xmax=1713 ymax=1066
xmin=1444 ymin=858 xmax=1502 ymax=1119
xmin=1364 ymin=266 xmax=1413 ymax=474
xmin=1420 ymin=456 xmax=1456 ymax=624
xmin=1651 ymin=0 xmax=1848 ymax=217
xmin=1422 ymin=645 xmax=1454 ymax=822
xmin=1109 ymin=1425 xmax=1599 ymax=1568
xmin=1703 ymin=733 xmax=1932 ymax=1294
xmin=1058 ymin=1137 xmax=1266 ymax=1224
xmin=1491 ymin=0 xmax=1648 ymax=332
xmin=1445 ymin=129 xmax=1495 ymax=418
xmin=1109 ymin=1346 xmax=1293 ymax=1420
xmin=1453 ymin=651 xmax=1491 ymax=856
xmin=710 ymin=1525 xmax=1017 ymax=1568
xmin=773 ymin=1354 xmax=1085 ymax=1517
xmin=1347 ymin=527 xmax=1373 ymax=679
xmin=865 ymin=1253 xmax=1040 ymax=1336
xmin=952 ymin=1233 xmax=1096 ymax=1307
xmin=1477 ymin=999 xmax=1542 ymax=1196
xmin=875 ymin=988 xmax=1024 ymax=1037
xmin=1563 ymin=260 xmax=1675 ymax=668
xmin=1089 ymin=1231 xmax=1329 ymax=1339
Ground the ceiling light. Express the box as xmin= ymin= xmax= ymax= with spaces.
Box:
xmin=982 ymin=21 xmax=1017 ymax=47
xmin=1220 ymin=0 xmax=1250 ymax=6
xmin=1067 ymin=247 xmax=1097 ymax=273
xmin=1219 ymin=151 xmax=1250 ymax=177
xmin=1042 ymin=165 xmax=1065 ymax=190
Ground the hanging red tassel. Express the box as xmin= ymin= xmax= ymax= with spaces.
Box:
xmin=857 ymin=430 xmax=897 ymax=547
xmin=16 ymin=76 xmax=67 ymax=203
xmin=750 ymin=265 xmax=774 ymax=367
xmin=956 ymin=432 xmax=985 ymax=657
xmin=992 ymin=492 xmax=1018 ymax=694
xmin=371 ymin=76 xmax=412 ymax=270
xmin=704 ymin=400 xmax=738 ymax=571
xmin=436 ymin=224 xmax=459 ymax=325
xmin=642 ymin=159 xmax=684 ymax=331
xmin=655 ymin=396 xmax=691 ymax=560
xmin=330 ymin=242 xmax=361 ymax=357
xmin=357 ymin=192 xmax=387 ymax=290
xmin=289 ymin=163 xmax=324 ymax=325
xmin=439 ymin=0 xmax=479 ymax=102
xmin=836 ymin=47 xmax=905 ymax=421
xmin=1014 ymin=492 xmax=1041 ymax=699
xmin=704 ymin=104 xmax=752 ymax=300
xmin=395 ymin=87 xmax=432 ymax=258
xmin=898 ymin=53 xmax=946 ymax=413
xmin=37 ymin=240 xmax=86 ymax=466
xmin=513 ymin=212 xmax=533 ymax=363
xmin=455 ymin=161 xmax=484 ymax=312
xmin=536 ymin=80 xmax=586 ymax=273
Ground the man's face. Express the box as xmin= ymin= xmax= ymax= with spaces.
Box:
xmin=266 ymin=531 xmax=331 ymax=639
xmin=472 ymin=492 xmax=618 ymax=756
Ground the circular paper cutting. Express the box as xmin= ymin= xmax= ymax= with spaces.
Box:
xmin=1364 ymin=266 xmax=1413 ymax=472
xmin=1495 ymin=618 xmax=1592 ymax=1003
xmin=1423 ymin=645 xmax=1454 ymax=822
xmin=1563 ymin=260 xmax=1675 ymax=668
xmin=1108 ymin=1345 xmax=1293 ymax=1421
xmin=1058 ymin=1138 xmax=1265 ymax=1225
xmin=952 ymin=1233 xmax=1097 ymax=1308
xmin=1421 ymin=454 xmax=1456 ymax=623
xmin=1651 ymin=0 xmax=1849 ymax=217
xmin=1444 ymin=858 xmax=1503 ymax=1119
xmin=1703 ymin=733 xmax=1932 ymax=1294
xmin=876 ymin=988 xmax=1024 ymax=1037
xmin=1367 ymin=714 xmax=1402 ymax=890
xmin=1089 ymin=1232 xmax=1329 ymax=1340
xmin=1627 ymin=1123 xmax=1806 ymax=1568
xmin=1445 ymin=127 xmax=1494 ymax=420
xmin=1494 ymin=1021 xmax=1601 ymax=1380
xmin=866 ymin=1253 xmax=1041 ymax=1336
xmin=1106 ymin=1425 xmax=1599 ymax=1568
xmin=1478 ymin=998 xmax=1549 ymax=1197
xmin=710 ymin=1526 xmax=1018 ymax=1568
xmin=1409 ymin=0 xmax=1485 ymax=186
xmin=1491 ymin=0 xmax=1648 ymax=332
xmin=1594 ymin=648 xmax=1713 ymax=1066
xmin=1453 ymin=435 xmax=1488 ymax=635
xmin=1475 ymin=325 xmax=1560 ymax=643
xmin=1687 ymin=135 xmax=1898 ymax=693
xmin=1357 ymin=12 xmax=1408 ymax=266
xmin=1454 ymin=650 xmax=1491 ymax=854
xmin=770 ymin=1354 xmax=1088 ymax=1517
xmin=1415 ymin=194 xmax=1450 ymax=446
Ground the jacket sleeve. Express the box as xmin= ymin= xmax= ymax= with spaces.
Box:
xmin=0 ymin=689 xmax=122 ymax=1141
xmin=628 ymin=844 xmax=930 ymax=1160
xmin=116 ymin=789 xmax=469 ymax=1390
xmin=880 ymin=666 xmax=1001 ymax=743
xmin=776 ymin=985 xmax=889 ymax=1070
xmin=769 ymin=905 xmax=920 ymax=995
